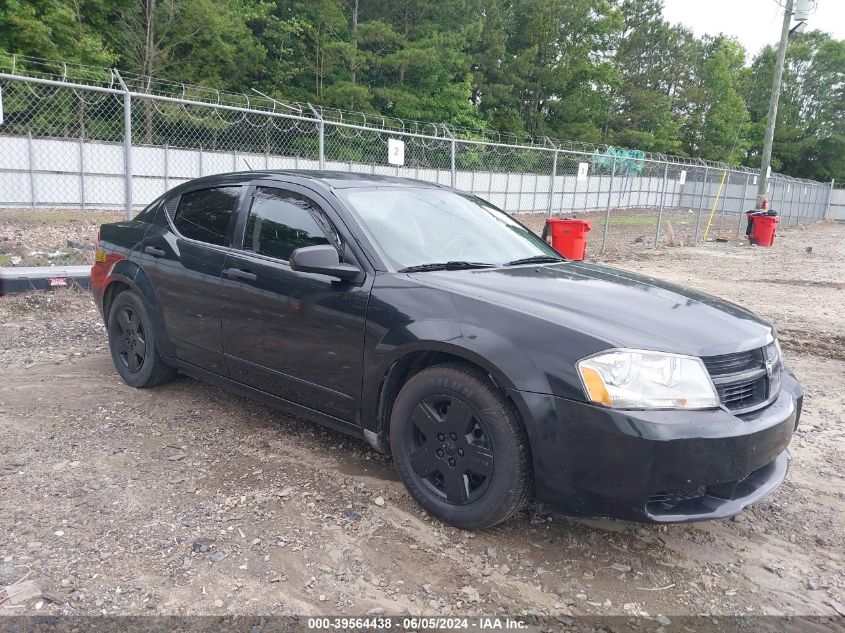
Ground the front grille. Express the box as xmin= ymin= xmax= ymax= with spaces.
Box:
xmin=716 ymin=376 xmax=768 ymax=409
xmin=702 ymin=349 xmax=762 ymax=375
xmin=702 ymin=347 xmax=773 ymax=411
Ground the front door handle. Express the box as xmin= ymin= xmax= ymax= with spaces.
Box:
xmin=223 ymin=267 xmax=258 ymax=282
xmin=144 ymin=246 xmax=166 ymax=258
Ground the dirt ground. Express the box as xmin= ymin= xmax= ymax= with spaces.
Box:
xmin=0 ymin=221 xmax=843 ymax=627
xmin=0 ymin=208 xmax=123 ymax=267
xmin=0 ymin=204 xmax=777 ymax=269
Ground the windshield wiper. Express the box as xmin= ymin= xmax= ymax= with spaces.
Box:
xmin=504 ymin=255 xmax=566 ymax=266
xmin=399 ymin=261 xmax=497 ymax=273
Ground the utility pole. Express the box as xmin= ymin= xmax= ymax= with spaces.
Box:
xmin=756 ymin=0 xmax=795 ymax=209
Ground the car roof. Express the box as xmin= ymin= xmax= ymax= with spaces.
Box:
xmin=174 ymin=170 xmax=450 ymax=192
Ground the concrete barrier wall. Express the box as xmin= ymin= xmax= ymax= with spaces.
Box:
xmin=1 ymin=134 xmax=830 ymax=223
xmin=828 ymin=188 xmax=845 ymax=220
xmin=1 ymin=134 xmax=684 ymax=214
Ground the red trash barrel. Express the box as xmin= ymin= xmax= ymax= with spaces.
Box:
xmin=751 ymin=215 xmax=779 ymax=247
xmin=544 ymin=219 xmax=592 ymax=260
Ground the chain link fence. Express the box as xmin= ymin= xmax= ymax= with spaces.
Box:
xmin=0 ymin=55 xmax=834 ymax=268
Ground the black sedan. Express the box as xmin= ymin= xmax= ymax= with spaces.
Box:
xmin=91 ymin=171 xmax=802 ymax=529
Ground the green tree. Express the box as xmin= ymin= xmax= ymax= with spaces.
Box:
xmin=0 ymin=0 xmax=114 ymax=65
xmin=605 ymin=0 xmax=683 ymax=153
xmin=683 ymin=36 xmax=750 ymax=162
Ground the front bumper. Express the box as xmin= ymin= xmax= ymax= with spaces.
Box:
xmin=509 ymin=370 xmax=803 ymax=522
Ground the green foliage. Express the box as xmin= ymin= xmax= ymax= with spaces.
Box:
xmin=1 ymin=0 xmax=842 ymax=181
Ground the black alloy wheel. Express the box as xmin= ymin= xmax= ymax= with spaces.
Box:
xmin=107 ymin=291 xmax=175 ymax=388
xmin=114 ymin=305 xmax=146 ymax=373
xmin=404 ymin=395 xmax=494 ymax=505
xmin=390 ymin=362 xmax=532 ymax=530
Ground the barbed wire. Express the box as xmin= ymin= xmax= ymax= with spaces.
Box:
xmin=0 ymin=51 xmax=821 ymax=182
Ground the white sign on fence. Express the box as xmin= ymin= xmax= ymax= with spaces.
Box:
xmin=753 ymin=175 xmax=758 ymax=185
xmin=679 ymin=170 xmax=687 ymax=185
xmin=388 ymin=138 xmax=405 ymax=166
xmin=0 ymin=86 xmax=4 ymax=125
xmin=577 ymin=162 xmax=589 ymax=181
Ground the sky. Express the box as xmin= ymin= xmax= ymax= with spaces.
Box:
xmin=662 ymin=0 xmax=845 ymax=56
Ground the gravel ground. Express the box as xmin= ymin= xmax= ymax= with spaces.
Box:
xmin=0 ymin=204 xmax=785 ymax=269
xmin=0 ymin=209 xmax=123 ymax=267
xmin=0 ymin=222 xmax=843 ymax=627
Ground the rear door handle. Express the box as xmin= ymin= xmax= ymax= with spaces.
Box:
xmin=144 ymin=246 xmax=166 ymax=258
xmin=223 ymin=267 xmax=258 ymax=282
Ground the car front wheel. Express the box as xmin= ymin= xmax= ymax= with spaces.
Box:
xmin=107 ymin=291 xmax=175 ymax=388
xmin=390 ymin=362 xmax=532 ymax=530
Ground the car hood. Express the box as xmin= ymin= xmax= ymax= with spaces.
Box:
xmin=409 ymin=261 xmax=774 ymax=358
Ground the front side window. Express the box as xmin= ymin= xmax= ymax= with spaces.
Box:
xmin=338 ymin=187 xmax=559 ymax=270
xmin=172 ymin=186 xmax=241 ymax=246
xmin=243 ymin=187 xmax=334 ymax=261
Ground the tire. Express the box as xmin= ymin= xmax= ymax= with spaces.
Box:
xmin=107 ymin=290 xmax=175 ymax=388
xmin=389 ymin=362 xmax=532 ymax=530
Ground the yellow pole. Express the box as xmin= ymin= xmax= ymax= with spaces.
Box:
xmin=702 ymin=170 xmax=728 ymax=242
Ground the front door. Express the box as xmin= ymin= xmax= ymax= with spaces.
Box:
xmin=220 ymin=184 xmax=370 ymax=422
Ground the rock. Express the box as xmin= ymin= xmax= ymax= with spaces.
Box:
xmin=0 ymin=565 xmax=19 ymax=585
xmin=192 ymin=538 xmax=215 ymax=553
xmin=210 ymin=551 xmax=228 ymax=563
xmin=815 ymin=535 xmax=830 ymax=547
xmin=373 ymin=496 xmax=385 ymax=507
xmin=367 ymin=607 xmax=385 ymax=616
xmin=345 ymin=508 xmax=359 ymax=521
xmin=610 ymin=563 xmax=631 ymax=573
xmin=806 ymin=246 xmax=813 ymax=253
xmin=731 ymin=513 xmax=744 ymax=523
xmin=41 ymin=592 xmax=65 ymax=605
xmin=486 ymin=547 xmax=498 ymax=559
xmin=5 ymin=580 xmax=41 ymax=605
xmin=461 ymin=585 xmax=481 ymax=603
xmin=183 ymin=557 xmax=193 ymax=568
xmin=827 ymin=600 xmax=845 ymax=617
xmin=67 ymin=240 xmax=95 ymax=251
xmin=807 ymin=580 xmax=819 ymax=590
xmin=213 ymin=599 xmax=224 ymax=608
xmin=657 ymin=614 xmax=672 ymax=626
xmin=633 ymin=236 xmax=645 ymax=243
xmin=407 ymin=606 xmax=422 ymax=617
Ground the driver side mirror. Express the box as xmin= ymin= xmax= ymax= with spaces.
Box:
xmin=289 ymin=244 xmax=361 ymax=281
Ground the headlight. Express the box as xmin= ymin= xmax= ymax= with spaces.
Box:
xmin=577 ymin=349 xmax=719 ymax=410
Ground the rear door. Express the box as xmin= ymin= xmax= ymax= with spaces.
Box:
xmin=220 ymin=183 xmax=371 ymax=422
xmin=142 ymin=184 xmax=245 ymax=374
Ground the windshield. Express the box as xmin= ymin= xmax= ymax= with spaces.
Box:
xmin=339 ymin=187 xmax=561 ymax=270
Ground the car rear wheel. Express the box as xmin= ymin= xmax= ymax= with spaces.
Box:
xmin=107 ymin=291 xmax=175 ymax=388
xmin=390 ymin=362 xmax=532 ymax=530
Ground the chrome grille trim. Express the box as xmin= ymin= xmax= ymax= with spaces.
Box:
xmin=702 ymin=347 xmax=775 ymax=412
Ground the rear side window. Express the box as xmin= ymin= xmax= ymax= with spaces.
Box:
xmin=134 ymin=197 xmax=163 ymax=223
xmin=243 ymin=187 xmax=335 ymax=261
xmin=172 ymin=187 xmax=241 ymax=246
